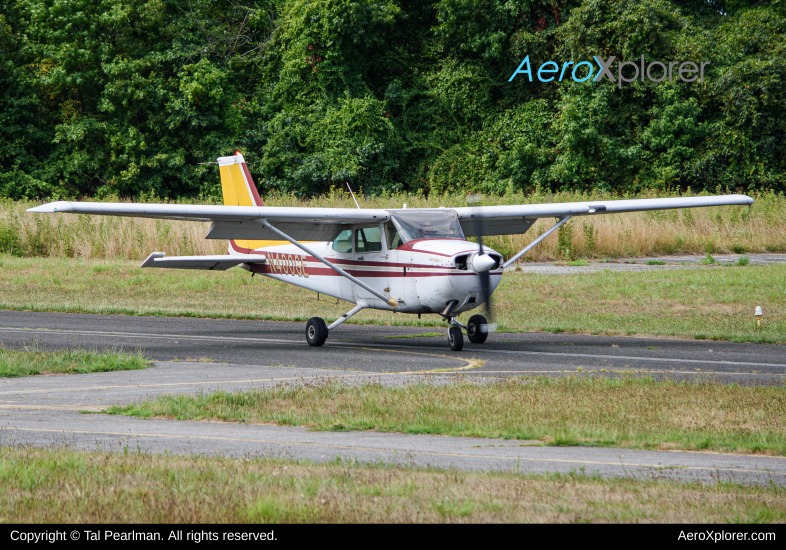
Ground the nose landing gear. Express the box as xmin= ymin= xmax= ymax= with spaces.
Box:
xmin=448 ymin=324 xmax=463 ymax=351
xmin=445 ymin=314 xmax=489 ymax=351
xmin=445 ymin=316 xmax=468 ymax=351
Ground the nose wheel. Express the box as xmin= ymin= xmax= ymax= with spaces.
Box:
xmin=448 ymin=325 xmax=464 ymax=351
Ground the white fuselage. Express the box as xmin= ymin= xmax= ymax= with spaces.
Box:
xmin=238 ymin=237 xmax=503 ymax=315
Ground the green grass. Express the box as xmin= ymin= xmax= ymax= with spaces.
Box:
xmin=567 ymin=258 xmax=590 ymax=266
xmin=0 ymin=256 xmax=784 ymax=343
xmin=1 ymin=446 xmax=783 ymax=523
xmin=109 ymin=376 xmax=786 ymax=455
xmin=645 ymin=260 xmax=667 ymax=265
xmin=0 ymin=346 xmax=151 ymax=377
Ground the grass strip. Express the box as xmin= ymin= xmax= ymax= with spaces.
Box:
xmin=0 ymin=256 xmax=784 ymax=344
xmin=110 ymin=377 xmax=786 ymax=456
xmin=0 ymin=446 xmax=783 ymax=523
xmin=0 ymin=347 xmax=151 ymax=377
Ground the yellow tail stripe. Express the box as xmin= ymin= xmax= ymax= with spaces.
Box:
xmin=219 ymin=161 xmax=314 ymax=250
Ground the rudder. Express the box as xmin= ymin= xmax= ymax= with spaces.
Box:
xmin=218 ymin=151 xmax=264 ymax=208
xmin=217 ymin=151 xmax=288 ymax=252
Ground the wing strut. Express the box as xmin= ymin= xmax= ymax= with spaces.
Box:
xmin=502 ymin=216 xmax=573 ymax=269
xmin=256 ymin=219 xmax=398 ymax=309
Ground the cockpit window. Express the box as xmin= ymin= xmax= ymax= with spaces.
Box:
xmin=389 ymin=210 xmax=464 ymax=243
xmin=332 ymin=229 xmax=353 ymax=253
xmin=355 ymin=226 xmax=382 ymax=253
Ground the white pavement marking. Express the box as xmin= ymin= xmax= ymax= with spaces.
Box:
xmin=0 ymin=404 xmax=104 ymax=411
xmin=2 ymin=326 xmax=785 ymax=369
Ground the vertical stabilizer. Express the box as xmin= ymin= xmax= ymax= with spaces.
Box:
xmin=218 ymin=151 xmax=264 ymax=207
xmin=217 ymin=151 xmax=291 ymax=252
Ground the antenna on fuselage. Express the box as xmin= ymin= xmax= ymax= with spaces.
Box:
xmin=346 ymin=183 xmax=360 ymax=209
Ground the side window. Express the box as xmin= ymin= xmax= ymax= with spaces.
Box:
xmin=385 ymin=222 xmax=403 ymax=249
xmin=355 ymin=226 xmax=382 ymax=253
xmin=332 ymin=229 xmax=353 ymax=253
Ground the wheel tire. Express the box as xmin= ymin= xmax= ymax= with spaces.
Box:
xmin=467 ymin=314 xmax=489 ymax=344
xmin=448 ymin=325 xmax=464 ymax=352
xmin=306 ymin=317 xmax=328 ymax=347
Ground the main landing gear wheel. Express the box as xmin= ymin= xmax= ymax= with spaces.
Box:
xmin=306 ymin=317 xmax=328 ymax=347
xmin=448 ymin=325 xmax=464 ymax=352
xmin=467 ymin=314 xmax=489 ymax=344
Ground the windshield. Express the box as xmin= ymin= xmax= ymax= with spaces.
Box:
xmin=389 ymin=210 xmax=464 ymax=243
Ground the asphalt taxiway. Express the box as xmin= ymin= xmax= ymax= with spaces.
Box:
xmin=1 ymin=310 xmax=784 ymax=486
xmin=1 ymin=360 xmax=785 ymax=486
xmin=0 ymin=310 xmax=784 ymax=385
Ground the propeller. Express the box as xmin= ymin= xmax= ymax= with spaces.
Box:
xmin=467 ymin=194 xmax=494 ymax=324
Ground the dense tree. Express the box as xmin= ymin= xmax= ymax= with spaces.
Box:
xmin=0 ymin=0 xmax=783 ymax=199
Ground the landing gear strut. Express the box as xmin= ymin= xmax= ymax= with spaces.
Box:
xmin=305 ymin=300 xmax=368 ymax=347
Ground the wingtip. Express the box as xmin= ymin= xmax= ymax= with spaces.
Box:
xmin=732 ymin=194 xmax=755 ymax=205
xmin=26 ymin=201 xmax=71 ymax=213
xmin=141 ymin=252 xmax=166 ymax=268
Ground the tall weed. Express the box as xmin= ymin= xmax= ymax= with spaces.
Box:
xmin=5 ymin=189 xmax=785 ymax=262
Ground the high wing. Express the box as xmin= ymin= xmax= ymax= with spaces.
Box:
xmin=455 ymin=195 xmax=754 ymax=236
xmin=28 ymin=194 xmax=753 ymax=240
xmin=140 ymin=252 xmax=267 ymax=270
xmin=27 ymin=201 xmax=389 ymax=241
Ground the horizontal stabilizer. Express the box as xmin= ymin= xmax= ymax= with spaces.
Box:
xmin=140 ymin=252 xmax=266 ymax=271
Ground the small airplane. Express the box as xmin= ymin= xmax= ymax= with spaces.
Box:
xmin=28 ymin=151 xmax=753 ymax=351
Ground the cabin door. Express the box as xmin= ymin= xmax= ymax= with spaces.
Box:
xmin=352 ymin=224 xmax=390 ymax=305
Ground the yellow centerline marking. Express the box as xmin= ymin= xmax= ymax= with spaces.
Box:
xmin=0 ymin=370 xmax=465 ymax=396
xmin=336 ymin=345 xmax=480 ymax=372
xmin=4 ymin=326 xmax=784 ymax=369
xmin=5 ymin=427 xmax=784 ymax=477
xmin=1 ymin=367 xmax=774 ymax=396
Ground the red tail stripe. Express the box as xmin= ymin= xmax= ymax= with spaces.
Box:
xmin=240 ymin=161 xmax=264 ymax=207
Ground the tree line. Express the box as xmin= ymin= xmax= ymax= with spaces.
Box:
xmin=0 ymin=0 xmax=784 ymax=200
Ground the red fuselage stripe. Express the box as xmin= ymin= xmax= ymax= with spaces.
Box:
xmin=252 ymin=264 xmax=501 ymax=278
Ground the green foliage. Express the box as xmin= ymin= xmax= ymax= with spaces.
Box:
xmin=0 ymin=0 xmax=274 ymax=198
xmin=0 ymin=0 xmax=784 ymax=198
xmin=557 ymin=220 xmax=574 ymax=259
